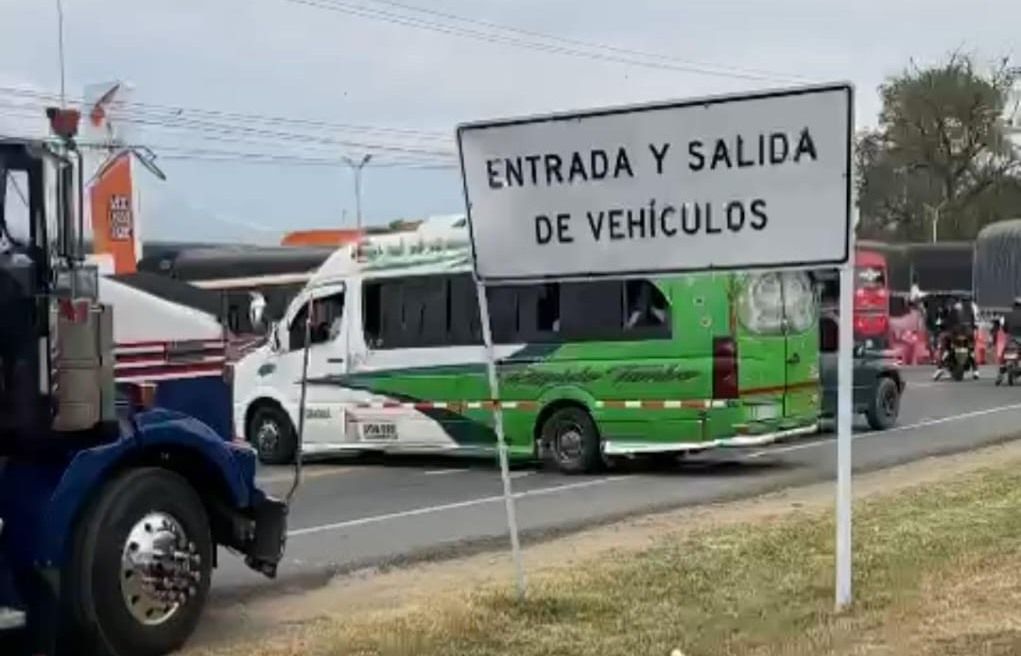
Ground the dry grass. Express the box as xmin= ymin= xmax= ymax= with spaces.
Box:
xmin=193 ymin=455 xmax=1021 ymax=656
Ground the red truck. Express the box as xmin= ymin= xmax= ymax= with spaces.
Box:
xmin=853 ymin=248 xmax=891 ymax=349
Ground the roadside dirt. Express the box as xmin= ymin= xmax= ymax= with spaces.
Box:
xmin=186 ymin=439 xmax=1021 ymax=654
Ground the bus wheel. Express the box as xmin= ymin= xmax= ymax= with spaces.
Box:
xmin=541 ymin=406 xmax=602 ymax=474
xmin=69 ymin=468 xmax=213 ymax=656
xmin=248 ymin=405 xmax=297 ymax=465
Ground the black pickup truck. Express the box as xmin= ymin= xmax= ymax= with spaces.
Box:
xmin=820 ymin=314 xmax=906 ymax=430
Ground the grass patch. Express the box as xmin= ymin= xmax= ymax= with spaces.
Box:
xmin=203 ymin=461 xmax=1021 ymax=656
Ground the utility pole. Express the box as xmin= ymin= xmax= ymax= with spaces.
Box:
xmin=343 ymin=154 xmax=372 ymax=231
xmin=56 ymin=0 xmax=66 ymax=107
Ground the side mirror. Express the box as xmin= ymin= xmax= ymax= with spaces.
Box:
xmin=269 ymin=322 xmax=281 ymax=352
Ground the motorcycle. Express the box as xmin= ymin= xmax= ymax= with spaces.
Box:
xmin=996 ymin=338 xmax=1021 ymax=386
xmin=939 ymin=329 xmax=976 ymax=382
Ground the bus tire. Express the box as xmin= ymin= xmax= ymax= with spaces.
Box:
xmin=248 ymin=404 xmax=297 ymax=465
xmin=68 ymin=468 xmax=213 ymax=656
xmin=540 ymin=406 xmax=602 ymax=474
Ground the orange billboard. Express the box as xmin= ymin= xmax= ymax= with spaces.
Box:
xmin=89 ymin=151 xmax=139 ymax=274
xmin=281 ymin=229 xmax=363 ymax=247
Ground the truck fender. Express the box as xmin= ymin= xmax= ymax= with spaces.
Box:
xmin=35 ymin=408 xmax=257 ymax=567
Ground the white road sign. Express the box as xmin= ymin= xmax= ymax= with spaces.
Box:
xmin=457 ymin=84 xmax=853 ymax=282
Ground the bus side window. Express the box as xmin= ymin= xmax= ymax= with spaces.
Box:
xmin=399 ymin=277 xmax=447 ymax=346
xmin=515 ymin=283 xmax=560 ymax=342
xmin=560 ymin=281 xmax=625 ymax=341
xmin=624 ymin=280 xmax=670 ymax=336
xmin=365 ymin=274 xmax=483 ymax=349
xmin=486 ymin=286 xmax=519 ymax=343
xmin=363 ymin=282 xmax=383 ymax=347
xmin=447 ymin=274 xmax=482 ymax=344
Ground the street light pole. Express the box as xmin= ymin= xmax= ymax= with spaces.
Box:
xmin=55 ymin=0 xmax=66 ymax=107
xmin=343 ymin=154 xmax=372 ymax=231
xmin=926 ymin=200 xmax=947 ymax=243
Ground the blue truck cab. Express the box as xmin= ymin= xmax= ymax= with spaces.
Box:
xmin=0 ymin=131 xmax=287 ymax=655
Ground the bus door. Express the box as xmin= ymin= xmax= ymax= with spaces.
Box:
xmin=280 ymin=282 xmax=349 ymax=447
xmin=781 ymin=272 xmax=819 ymax=419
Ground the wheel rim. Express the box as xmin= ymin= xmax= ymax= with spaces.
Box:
xmin=555 ymin=422 xmax=584 ymax=462
xmin=120 ymin=512 xmax=201 ymax=626
xmin=255 ymin=418 xmax=281 ymax=455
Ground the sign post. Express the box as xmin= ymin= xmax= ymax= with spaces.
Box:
xmin=475 ymin=280 xmax=527 ymax=599
xmin=457 ymin=83 xmax=854 ymax=602
xmin=836 ymin=259 xmax=855 ymax=608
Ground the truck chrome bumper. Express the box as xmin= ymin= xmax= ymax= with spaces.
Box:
xmin=0 ymin=607 xmax=25 ymax=631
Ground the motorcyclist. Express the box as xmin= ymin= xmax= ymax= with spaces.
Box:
xmin=1001 ymin=298 xmax=1021 ymax=341
xmin=994 ymin=298 xmax=1021 ymax=384
xmin=932 ymin=296 xmax=979 ymax=380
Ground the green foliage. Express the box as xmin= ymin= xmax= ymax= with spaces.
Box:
xmin=857 ymin=54 xmax=1020 ymax=242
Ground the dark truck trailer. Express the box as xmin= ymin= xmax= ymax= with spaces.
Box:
xmin=975 ymin=219 xmax=1021 ymax=313
xmin=137 ymin=245 xmax=334 ymax=283
xmin=905 ymin=242 xmax=974 ymax=296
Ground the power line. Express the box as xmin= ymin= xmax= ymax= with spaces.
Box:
xmin=0 ymin=97 xmax=458 ymax=164
xmin=278 ymin=0 xmax=809 ymax=84
xmin=155 ymin=149 xmax=457 ymax=169
xmin=0 ymin=85 xmax=450 ymax=140
xmin=359 ymin=0 xmax=810 ymax=83
xmin=0 ymin=119 xmax=456 ymax=169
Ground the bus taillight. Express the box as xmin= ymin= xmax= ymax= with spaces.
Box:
xmin=713 ymin=337 xmax=739 ymax=400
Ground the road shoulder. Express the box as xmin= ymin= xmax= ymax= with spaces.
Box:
xmin=188 ymin=437 xmax=1021 ymax=654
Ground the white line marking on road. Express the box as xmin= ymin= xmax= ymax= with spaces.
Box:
xmin=746 ymin=402 xmax=1021 ymax=459
xmin=424 ymin=469 xmax=467 ymax=476
xmin=287 ymin=476 xmax=626 ymax=538
xmin=510 ymin=471 xmax=534 ymax=479
xmin=257 ymin=467 xmax=355 ymax=484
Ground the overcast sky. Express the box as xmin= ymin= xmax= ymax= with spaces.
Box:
xmin=1 ymin=0 xmax=1018 ymax=243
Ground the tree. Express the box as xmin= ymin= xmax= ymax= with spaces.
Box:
xmin=857 ymin=54 xmax=1020 ymax=242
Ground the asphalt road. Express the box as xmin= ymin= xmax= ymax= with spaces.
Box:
xmin=208 ymin=365 xmax=1021 ymax=602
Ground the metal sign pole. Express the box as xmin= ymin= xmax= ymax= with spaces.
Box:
xmin=835 ymin=257 xmax=855 ymax=609
xmin=474 ymin=278 xmax=526 ymax=600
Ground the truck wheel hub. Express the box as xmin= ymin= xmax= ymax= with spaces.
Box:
xmin=120 ymin=511 xmax=201 ymax=626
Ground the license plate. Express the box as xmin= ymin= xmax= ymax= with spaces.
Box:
xmin=1006 ymin=354 xmax=1018 ymax=361
xmin=360 ymin=422 xmax=398 ymax=440
xmin=749 ymin=404 xmax=779 ymax=421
